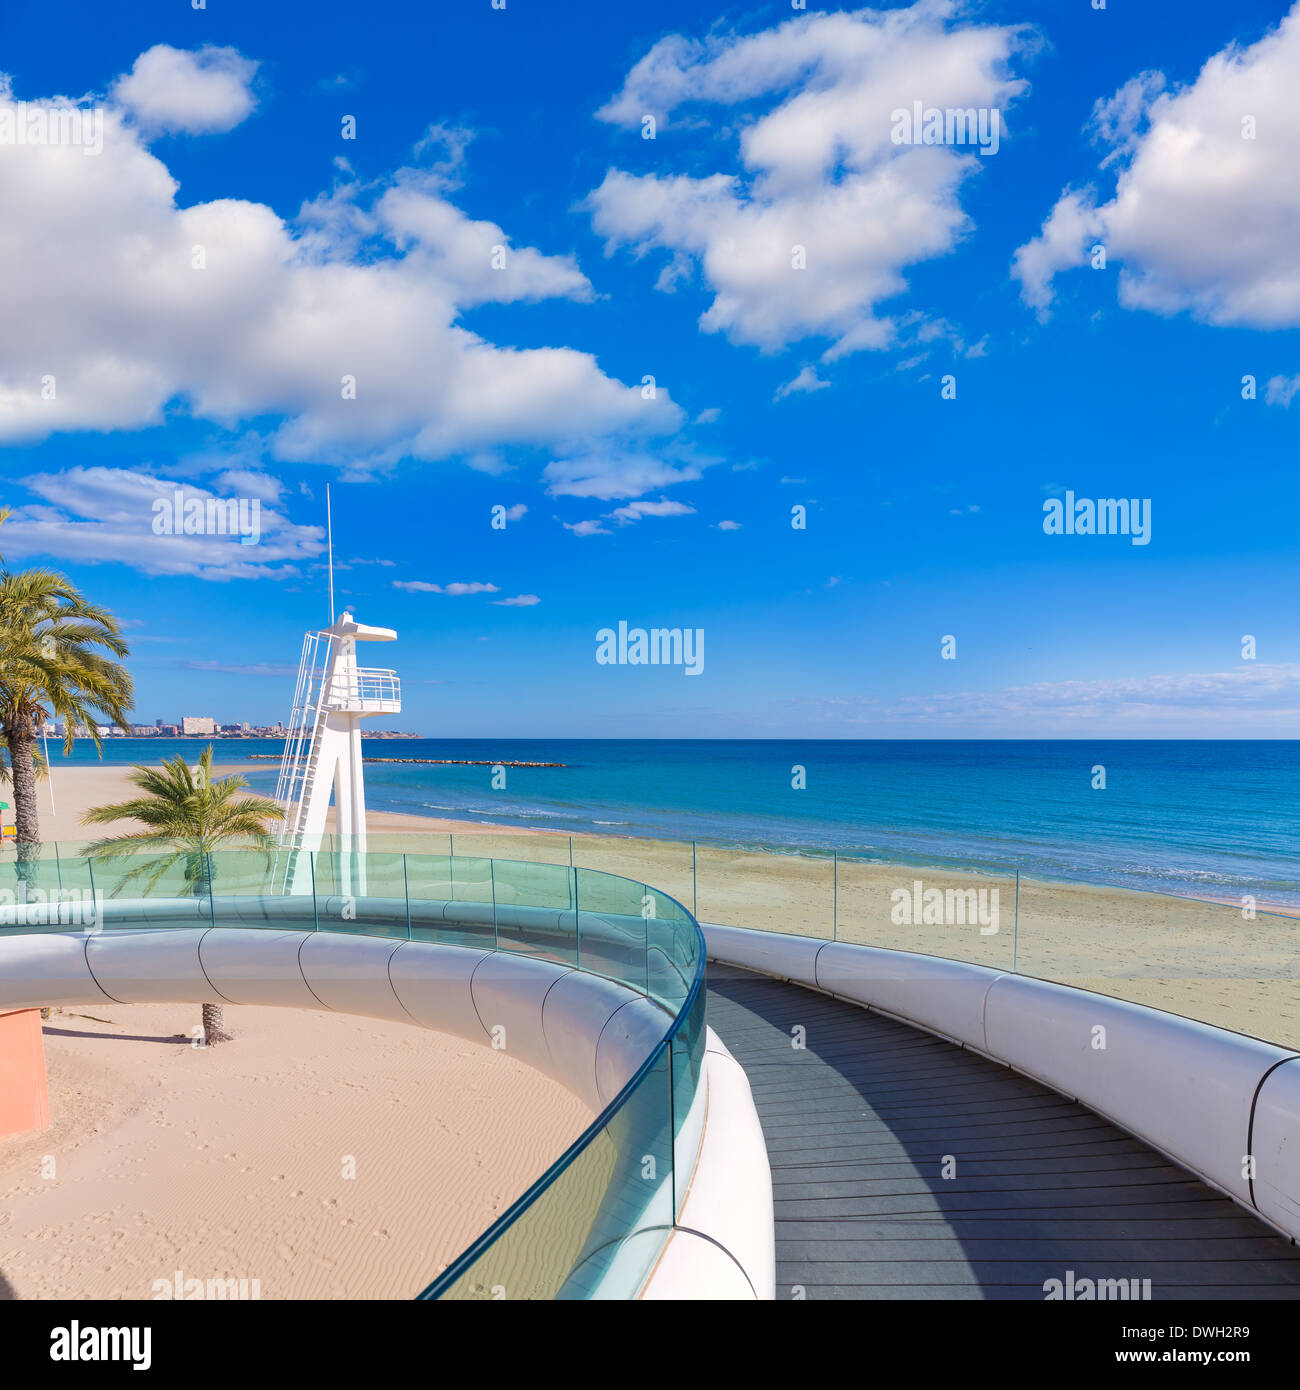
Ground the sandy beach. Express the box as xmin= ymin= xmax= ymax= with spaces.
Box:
xmin=0 ymin=999 xmax=590 ymax=1300
xmin=3 ymin=758 xmax=1297 ymax=1300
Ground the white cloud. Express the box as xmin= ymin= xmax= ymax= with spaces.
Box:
xmin=791 ymin=665 xmax=1300 ymax=734
xmin=774 ymin=364 xmax=830 ymax=400
xmin=112 ymin=45 xmax=260 ymax=135
xmin=441 ymin=581 xmax=498 ymax=596
xmin=493 ymin=593 xmax=540 ymax=606
xmin=543 ymin=453 xmax=701 ymax=500
xmin=716 ymin=519 xmax=742 ymax=530
xmin=0 ymin=466 xmax=322 ymax=581
xmin=1265 ymin=374 xmax=1300 ymax=408
xmin=184 ymin=660 xmax=298 ymax=678
xmin=1011 ymin=188 xmax=1105 ymax=313
xmin=589 ymin=2 xmax=1029 ymax=356
xmin=564 ymin=497 xmax=696 ymax=533
xmin=608 ymin=499 xmax=696 ymax=524
xmin=212 ymin=467 xmax=284 ymax=502
xmin=1090 ymin=71 xmax=1166 ymax=154
xmin=1015 ymin=5 xmax=1300 ymax=325
xmin=0 ymin=75 xmax=683 ymax=483
xmin=501 ymin=503 xmax=528 ymax=521
xmin=392 ymin=580 xmax=499 ymax=595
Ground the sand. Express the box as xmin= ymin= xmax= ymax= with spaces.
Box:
xmin=0 ymin=1000 xmax=591 ymax=1300
xmin=3 ymin=759 xmax=1298 ymax=1300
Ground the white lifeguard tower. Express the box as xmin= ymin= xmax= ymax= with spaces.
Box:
xmin=274 ymin=611 xmax=401 ymax=893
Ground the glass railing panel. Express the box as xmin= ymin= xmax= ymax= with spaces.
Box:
xmin=492 ymin=860 xmax=577 ymax=965
xmin=670 ymin=979 xmax=706 ymax=1217
xmin=447 ymin=854 xmax=494 ymax=906
xmin=425 ymin=1042 xmax=675 ymax=1301
xmin=695 ymin=843 xmax=835 ymax=938
xmin=1015 ymin=875 xmax=1300 ymax=1049
xmin=85 ymin=846 xmax=214 ymax=923
xmin=309 ymin=849 xmax=409 ymax=938
xmin=835 ymin=857 xmax=1017 ymax=970
xmin=206 ymin=847 xmax=278 ymax=899
xmin=450 ymin=832 xmax=571 ymax=866
xmin=574 ymin=866 xmax=647 ymax=993
xmin=354 ymin=851 xmax=411 ymax=938
xmin=0 ymin=846 xmax=98 ymax=933
xmin=400 ymin=853 xmax=474 ymax=947
xmin=350 ymin=830 xmax=453 ymax=858
xmin=571 ymin=834 xmax=696 ymax=918
xmin=644 ymin=886 xmax=694 ymax=1011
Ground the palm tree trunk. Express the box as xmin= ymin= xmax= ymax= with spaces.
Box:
xmin=201 ymin=1001 xmax=232 ymax=1045
xmin=6 ymin=725 xmax=41 ymax=887
xmin=192 ymin=855 xmax=231 ymax=1044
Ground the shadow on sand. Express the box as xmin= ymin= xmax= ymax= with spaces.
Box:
xmin=42 ymin=1026 xmax=191 ymax=1045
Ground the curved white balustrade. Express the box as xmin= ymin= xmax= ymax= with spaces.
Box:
xmin=0 ymin=910 xmax=774 ymax=1300
xmin=703 ymin=921 xmax=1300 ymax=1246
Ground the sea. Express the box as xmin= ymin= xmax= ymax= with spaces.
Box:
xmin=47 ymin=738 xmax=1300 ymax=906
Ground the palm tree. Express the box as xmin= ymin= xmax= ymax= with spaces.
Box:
xmin=82 ymin=745 xmax=283 ymax=1044
xmin=0 ymin=560 xmax=133 ymax=880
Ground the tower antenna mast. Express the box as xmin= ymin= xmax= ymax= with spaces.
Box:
xmin=326 ymin=484 xmax=335 ymax=624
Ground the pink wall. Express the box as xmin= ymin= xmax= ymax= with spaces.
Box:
xmin=0 ymin=1008 xmax=50 ymax=1138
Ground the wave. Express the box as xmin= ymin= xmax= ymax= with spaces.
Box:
xmin=417 ymin=802 xmax=565 ymax=820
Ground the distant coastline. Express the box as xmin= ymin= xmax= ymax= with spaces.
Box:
xmin=246 ymin=755 xmax=566 ymax=767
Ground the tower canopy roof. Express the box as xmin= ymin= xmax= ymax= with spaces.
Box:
xmin=324 ymin=611 xmax=396 ymax=642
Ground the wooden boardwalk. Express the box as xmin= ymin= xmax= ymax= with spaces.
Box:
xmin=706 ymin=964 xmax=1300 ymax=1301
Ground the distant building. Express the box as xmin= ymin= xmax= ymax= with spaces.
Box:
xmin=181 ymin=716 xmax=217 ymax=736
xmin=159 ymin=724 xmax=179 ymax=736
xmin=130 ymin=725 xmax=158 ymax=736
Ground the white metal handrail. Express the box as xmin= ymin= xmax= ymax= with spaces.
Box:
xmin=323 ymin=668 xmax=400 ymax=709
xmin=274 ymin=632 xmax=334 ymax=851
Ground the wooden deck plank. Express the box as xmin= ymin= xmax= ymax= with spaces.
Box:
xmin=706 ymin=963 xmax=1300 ymax=1301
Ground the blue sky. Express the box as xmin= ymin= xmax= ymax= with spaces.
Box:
xmin=1 ymin=0 xmax=1298 ymax=737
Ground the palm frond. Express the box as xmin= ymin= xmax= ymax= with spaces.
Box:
xmin=83 ymin=744 xmax=283 ymax=885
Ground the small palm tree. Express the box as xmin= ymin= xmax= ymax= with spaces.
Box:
xmin=0 ymin=555 xmax=133 ymax=881
xmin=83 ymin=745 xmax=283 ymax=1045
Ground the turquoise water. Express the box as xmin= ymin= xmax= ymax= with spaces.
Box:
xmin=50 ymin=738 xmax=1300 ymax=905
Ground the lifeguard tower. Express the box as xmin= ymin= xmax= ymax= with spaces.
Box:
xmin=273 ymin=612 xmax=401 ymax=892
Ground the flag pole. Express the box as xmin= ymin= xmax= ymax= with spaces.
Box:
xmin=326 ymin=484 xmax=335 ymax=624
xmin=42 ymin=725 xmax=56 ymax=816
